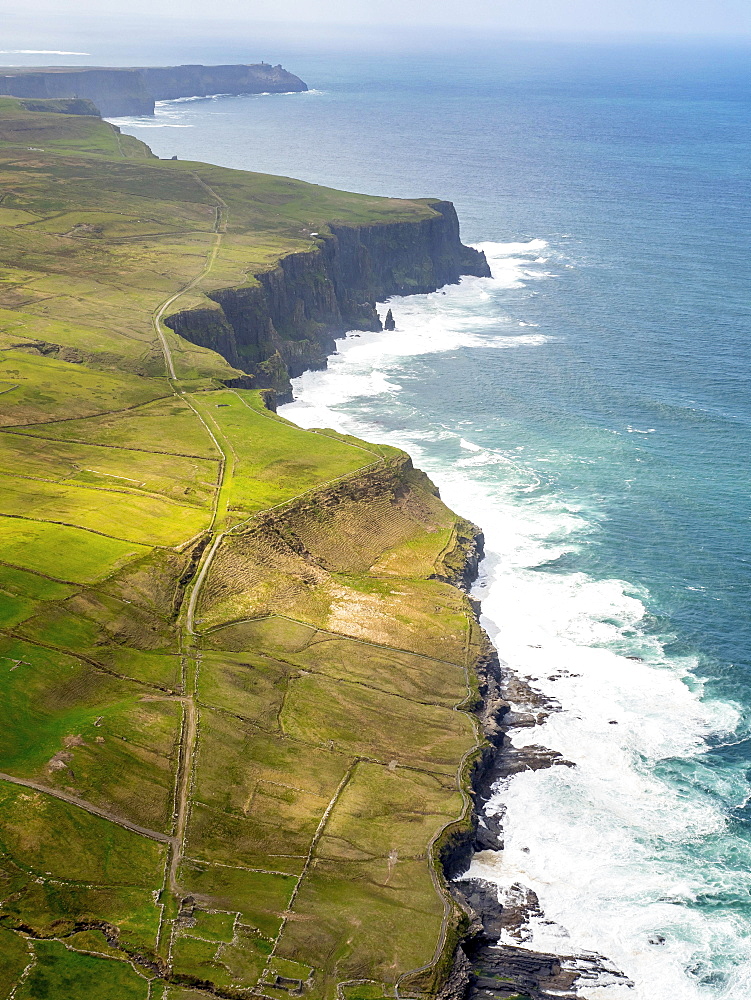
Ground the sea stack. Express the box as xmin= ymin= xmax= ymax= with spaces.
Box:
xmin=384 ymin=308 xmax=396 ymax=330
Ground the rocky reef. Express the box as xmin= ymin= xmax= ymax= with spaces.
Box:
xmin=0 ymin=63 xmax=307 ymax=116
xmin=164 ymin=199 xmax=490 ymax=400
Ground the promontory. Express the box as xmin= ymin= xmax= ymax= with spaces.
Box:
xmin=0 ymin=63 xmax=308 ymax=116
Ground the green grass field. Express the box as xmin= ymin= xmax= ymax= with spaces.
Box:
xmin=0 ymin=99 xmax=484 ymax=1000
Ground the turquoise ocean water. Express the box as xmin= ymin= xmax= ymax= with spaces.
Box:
xmin=109 ymin=42 xmax=751 ymax=997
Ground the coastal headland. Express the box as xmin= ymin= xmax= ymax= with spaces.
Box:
xmin=0 ymin=63 xmax=308 ymax=116
xmin=0 ymin=90 xmax=626 ymax=1000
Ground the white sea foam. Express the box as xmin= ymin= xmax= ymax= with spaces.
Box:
xmin=107 ymin=89 xmax=312 ymax=130
xmin=105 ymin=114 xmax=193 ymax=129
xmin=158 ymin=93 xmax=231 ymax=105
xmin=459 ymin=438 xmax=482 ymax=452
xmin=280 ymin=236 xmax=750 ymax=998
xmin=159 ymin=90 xmax=309 ymax=104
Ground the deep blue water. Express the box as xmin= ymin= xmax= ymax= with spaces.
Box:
xmin=106 ymin=42 xmax=751 ymax=996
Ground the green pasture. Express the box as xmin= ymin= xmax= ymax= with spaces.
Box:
xmin=318 ymin=763 xmax=462 ymax=862
xmin=277 ymin=858 xmax=444 ymax=993
xmin=189 ymin=908 xmax=237 ymax=942
xmin=0 ymin=780 xmax=166 ymax=884
xmin=16 ymin=941 xmax=148 ymax=1000
xmin=0 ymin=516 xmax=149 ymax=582
xmin=0 ymin=305 xmax=153 ymax=360
xmin=204 ymin=615 xmax=317 ymax=656
xmin=188 ymin=709 xmax=347 ymax=866
xmin=0 ymin=96 xmax=153 ymax=159
xmin=0 ymin=476 xmax=210 ymax=546
xmin=0 ymin=352 xmax=169 ymax=427
xmin=178 ymin=860 xmax=295 ymax=938
xmin=198 ymin=650 xmax=290 ymax=728
xmin=16 ymin=396 xmax=222 ymax=458
xmin=284 ymin=634 xmax=466 ymax=707
xmin=0 ymin=636 xmax=179 ymax=829
xmin=0 ymin=563 xmax=78 ymax=600
xmin=280 ymin=673 xmax=473 ymax=769
xmin=63 ymin=588 xmax=176 ymax=650
xmin=191 ymin=389 xmax=374 ymax=517
xmin=0 ymin=430 xmax=219 ymax=504
xmin=96 ymin=648 xmax=181 ymax=688
xmin=0 ymin=926 xmax=29 ymax=999
xmin=0 ymin=591 xmax=40 ymax=627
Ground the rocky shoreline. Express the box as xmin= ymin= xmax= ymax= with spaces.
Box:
xmin=441 ymin=542 xmax=631 ymax=1000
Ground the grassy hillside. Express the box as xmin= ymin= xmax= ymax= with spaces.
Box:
xmin=0 ymin=101 xmax=485 ymax=1000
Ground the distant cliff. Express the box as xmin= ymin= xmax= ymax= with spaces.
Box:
xmin=0 ymin=64 xmax=307 ymax=117
xmin=138 ymin=64 xmax=307 ymax=104
xmin=164 ymin=200 xmax=490 ymax=401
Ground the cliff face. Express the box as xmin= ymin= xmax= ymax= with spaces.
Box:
xmin=0 ymin=64 xmax=307 ymax=117
xmin=0 ymin=68 xmax=152 ymax=117
xmin=139 ymin=64 xmax=307 ymax=102
xmin=164 ymin=200 xmax=490 ymax=399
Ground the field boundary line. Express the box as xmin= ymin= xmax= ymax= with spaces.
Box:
xmin=262 ymin=759 xmax=360 ymax=974
xmin=0 ymin=426 xmax=221 ymax=462
xmin=202 ymin=612 xmax=466 ymax=668
xmin=1 ymin=394 xmax=173 ymax=430
xmin=0 ymin=511 xmax=169 ymax=549
xmin=0 ymin=772 xmax=176 ymax=844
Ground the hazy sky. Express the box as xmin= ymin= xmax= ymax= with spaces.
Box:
xmin=4 ymin=0 xmax=751 ymax=39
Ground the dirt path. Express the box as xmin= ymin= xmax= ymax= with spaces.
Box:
xmin=145 ymin=172 xmax=231 ymax=908
xmin=151 ymin=177 xmax=227 ymax=381
xmin=168 ymin=691 xmax=197 ymax=892
xmin=0 ymin=772 xmax=175 ymax=845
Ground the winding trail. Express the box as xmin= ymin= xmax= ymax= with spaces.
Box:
xmin=151 ymin=197 xmax=226 ymax=381
xmin=143 ymin=173 xmax=232 ymax=912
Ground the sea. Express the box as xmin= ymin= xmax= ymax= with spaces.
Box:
xmin=104 ymin=40 xmax=751 ymax=998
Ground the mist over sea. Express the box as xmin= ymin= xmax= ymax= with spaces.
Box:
xmin=109 ymin=41 xmax=751 ymax=997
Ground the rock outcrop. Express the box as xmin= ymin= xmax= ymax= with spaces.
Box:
xmin=164 ymin=200 xmax=490 ymax=400
xmin=436 ymin=621 xmax=629 ymax=1000
xmin=0 ymin=63 xmax=307 ymax=117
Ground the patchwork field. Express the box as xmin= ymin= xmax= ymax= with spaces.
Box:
xmin=0 ymin=99 xmax=486 ymax=1000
